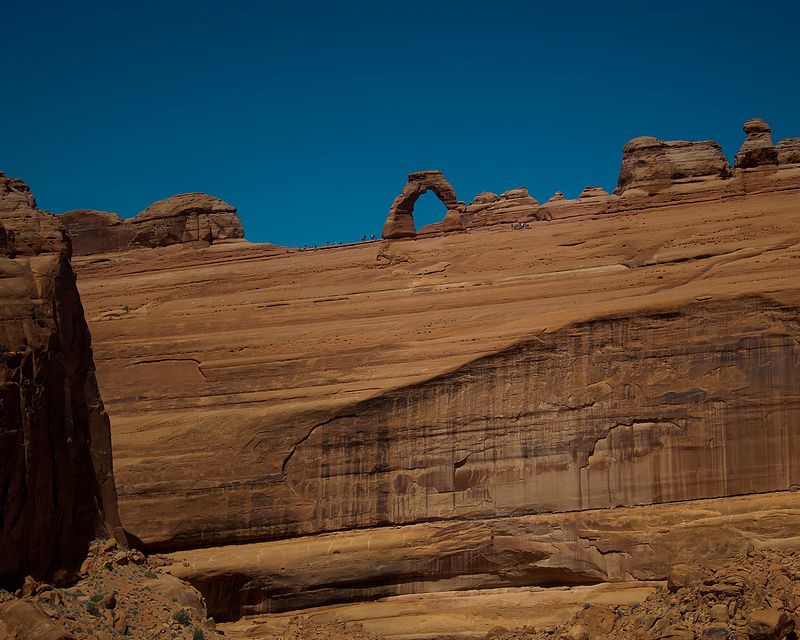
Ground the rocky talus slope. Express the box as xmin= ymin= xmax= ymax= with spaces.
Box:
xmin=14 ymin=117 xmax=800 ymax=638
xmin=0 ymin=540 xmax=222 ymax=640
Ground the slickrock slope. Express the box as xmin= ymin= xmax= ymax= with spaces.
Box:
xmin=61 ymin=192 xmax=244 ymax=255
xmin=0 ymin=171 xmax=123 ymax=586
xmin=63 ymin=119 xmax=800 ymax=629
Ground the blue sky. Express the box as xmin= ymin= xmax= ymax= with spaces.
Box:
xmin=3 ymin=1 xmax=798 ymax=246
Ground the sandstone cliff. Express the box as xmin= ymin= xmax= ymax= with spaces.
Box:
xmin=46 ymin=119 xmax=800 ymax=631
xmin=60 ymin=192 xmax=245 ymax=255
xmin=0 ymin=170 xmax=123 ymax=586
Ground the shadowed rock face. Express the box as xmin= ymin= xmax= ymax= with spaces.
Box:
xmin=382 ymin=170 xmax=458 ymax=239
xmin=615 ymin=136 xmax=731 ymax=194
xmin=734 ymin=118 xmax=778 ymax=169
xmin=61 ymin=192 xmax=245 ymax=255
xmin=0 ymin=171 xmax=123 ymax=586
xmin=276 ymin=297 xmax=800 ymax=535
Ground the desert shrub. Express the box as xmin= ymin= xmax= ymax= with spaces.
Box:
xmin=173 ymin=609 xmax=191 ymax=625
xmin=85 ymin=600 xmax=100 ymax=617
xmin=193 ymin=628 xmax=206 ymax=640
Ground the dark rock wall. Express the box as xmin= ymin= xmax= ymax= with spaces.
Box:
xmin=0 ymin=174 xmax=123 ymax=586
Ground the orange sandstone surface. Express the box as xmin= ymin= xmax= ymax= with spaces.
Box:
xmin=53 ymin=120 xmax=800 ymax=637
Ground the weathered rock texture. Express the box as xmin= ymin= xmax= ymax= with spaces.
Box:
xmin=382 ymin=170 xmax=458 ymax=239
xmin=60 ymin=192 xmax=244 ymax=255
xmin=462 ymin=187 xmax=543 ymax=227
xmin=615 ymin=136 xmax=732 ymax=194
xmin=164 ymin=491 xmax=797 ymax=619
xmin=734 ymin=118 xmax=778 ymax=169
xmin=777 ymin=137 xmax=800 ymax=165
xmin=64 ymin=119 xmax=800 ymax=626
xmin=0 ymin=171 xmax=123 ymax=586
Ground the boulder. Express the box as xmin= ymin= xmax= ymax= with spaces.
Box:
xmin=734 ymin=118 xmax=778 ymax=169
xmin=0 ymin=600 xmax=75 ymax=640
xmin=668 ymin=564 xmax=704 ymax=593
xmin=616 ymin=136 xmax=731 ymax=195
xmin=747 ymin=608 xmax=794 ymax=640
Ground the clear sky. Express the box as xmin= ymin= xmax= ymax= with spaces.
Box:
xmin=3 ymin=1 xmax=798 ymax=246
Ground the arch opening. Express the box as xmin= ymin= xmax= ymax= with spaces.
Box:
xmin=382 ymin=170 xmax=458 ymax=239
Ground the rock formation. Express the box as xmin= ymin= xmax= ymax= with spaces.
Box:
xmin=734 ymin=118 xmax=778 ymax=169
xmin=63 ymin=118 xmax=800 ymax=628
xmin=615 ymin=136 xmax=731 ymax=195
xmin=60 ymin=192 xmax=245 ymax=255
xmin=0 ymin=171 xmax=124 ymax=586
xmin=6 ymin=117 xmax=800 ymax=637
xmin=777 ymin=137 xmax=800 ymax=165
xmin=382 ymin=170 xmax=458 ymax=239
xmin=462 ymin=187 xmax=542 ymax=227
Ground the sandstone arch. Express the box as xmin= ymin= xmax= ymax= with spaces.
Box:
xmin=382 ymin=170 xmax=458 ymax=239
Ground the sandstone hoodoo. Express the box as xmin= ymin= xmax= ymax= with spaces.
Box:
xmin=734 ymin=117 xmax=778 ymax=169
xmin=382 ymin=170 xmax=458 ymax=239
xmin=0 ymin=170 xmax=124 ymax=587
xmin=61 ymin=191 xmax=245 ymax=255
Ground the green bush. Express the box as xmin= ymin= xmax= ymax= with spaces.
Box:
xmin=173 ymin=609 xmax=191 ymax=625
xmin=85 ymin=600 xmax=100 ymax=617
xmin=90 ymin=593 xmax=104 ymax=603
xmin=192 ymin=628 xmax=206 ymax=640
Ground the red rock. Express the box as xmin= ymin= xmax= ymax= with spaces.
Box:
xmin=0 ymin=170 xmax=124 ymax=587
xmin=747 ymin=608 xmax=794 ymax=640
xmin=463 ymin=186 xmax=541 ymax=227
xmin=616 ymin=135 xmax=731 ymax=195
xmin=0 ymin=599 xmax=75 ymax=639
xmin=382 ymin=170 xmax=458 ymax=239
xmin=735 ymin=118 xmax=778 ymax=169
xmin=776 ymin=137 xmax=800 ymax=165
xmin=60 ymin=192 xmax=244 ymax=255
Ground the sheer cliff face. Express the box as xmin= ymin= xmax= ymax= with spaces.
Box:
xmin=279 ymin=298 xmax=799 ymax=532
xmin=69 ymin=168 xmax=800 ymax=553
xmin=0 ymin=172 xmax=122 ymax=585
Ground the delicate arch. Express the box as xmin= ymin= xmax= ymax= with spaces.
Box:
xmin=382 ymin=170 xmax=458 ymax=239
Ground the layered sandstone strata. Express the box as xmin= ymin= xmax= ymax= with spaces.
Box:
xmin=615 ymin=136 xmax=732 ymax=195
xmin=72 ymin=173 xmax=800 ymax=552
xmin=0 ymin=171 xmax=123 ymax=586
xmin=60 ymin=192 xmax=244 ymax=255
xmin=62 ymin=120 xmax=800 ymax=625
xmin=462 ymin=187 xmax=543 ymax=227
xmin=382 ymin=170 xmax=458 ymax=239
xmin=163 ymin=491 xmax=798 ymax=620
